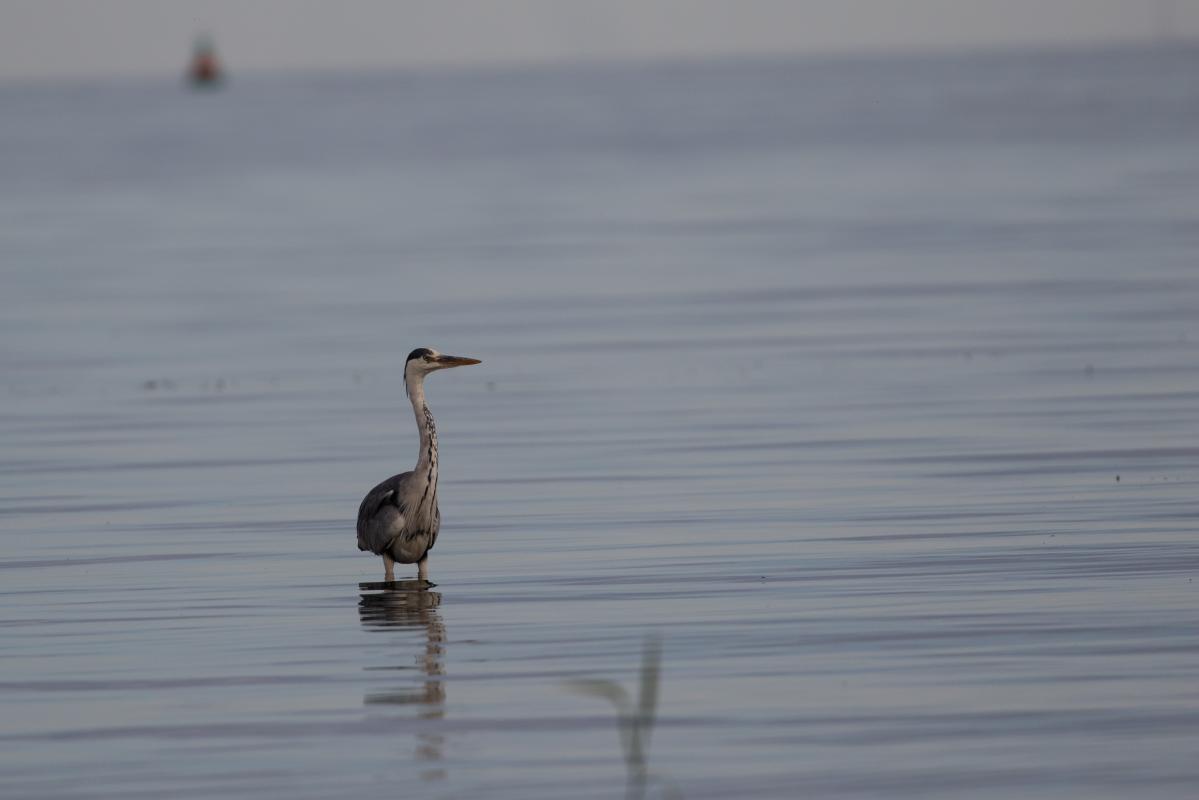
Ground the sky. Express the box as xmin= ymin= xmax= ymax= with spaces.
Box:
xmin=0 ymin=0 xmax=1195 ymax=81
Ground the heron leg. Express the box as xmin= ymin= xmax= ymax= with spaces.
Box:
xmin=417 ymin=555 xmax=429 ymax=583
xmin=383 ymin=552 xmax=395 ymax=582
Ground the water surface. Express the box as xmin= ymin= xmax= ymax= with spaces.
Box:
xmin=2 ymin=44 xmax=1199 ymax=799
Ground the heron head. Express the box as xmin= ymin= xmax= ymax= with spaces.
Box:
xmin=405 ymin=348 xmax=481 ymax=378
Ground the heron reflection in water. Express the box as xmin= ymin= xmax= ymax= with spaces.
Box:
xmin=359 ymin=580 xmax=446 ymax=781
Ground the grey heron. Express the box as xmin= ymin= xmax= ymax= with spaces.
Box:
xmin=357 ymin=348 xmax=481 ymax=582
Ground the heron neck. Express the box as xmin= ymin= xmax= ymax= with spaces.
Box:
xmin=406 ymin=375 xmax=438 ymax=474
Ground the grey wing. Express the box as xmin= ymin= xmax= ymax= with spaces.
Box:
xmin=356 ymin=472 xmax=412 ymax=555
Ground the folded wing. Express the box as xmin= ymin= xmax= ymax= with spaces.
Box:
xmin=356 ymin=472 xmax=411 ymax=555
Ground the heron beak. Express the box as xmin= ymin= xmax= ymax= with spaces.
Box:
xmin=435 ymin=355 xmax=481 ymax=368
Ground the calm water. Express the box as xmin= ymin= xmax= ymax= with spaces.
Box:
xmin=3 ymin=44 xmax=1199 ymax=799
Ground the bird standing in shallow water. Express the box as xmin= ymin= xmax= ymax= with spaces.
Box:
xmin=357 ymin=348 xmax=481 ymax=582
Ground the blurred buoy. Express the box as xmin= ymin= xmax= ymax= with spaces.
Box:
xmin=187 ymin=34 xmax=224 ymax=88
